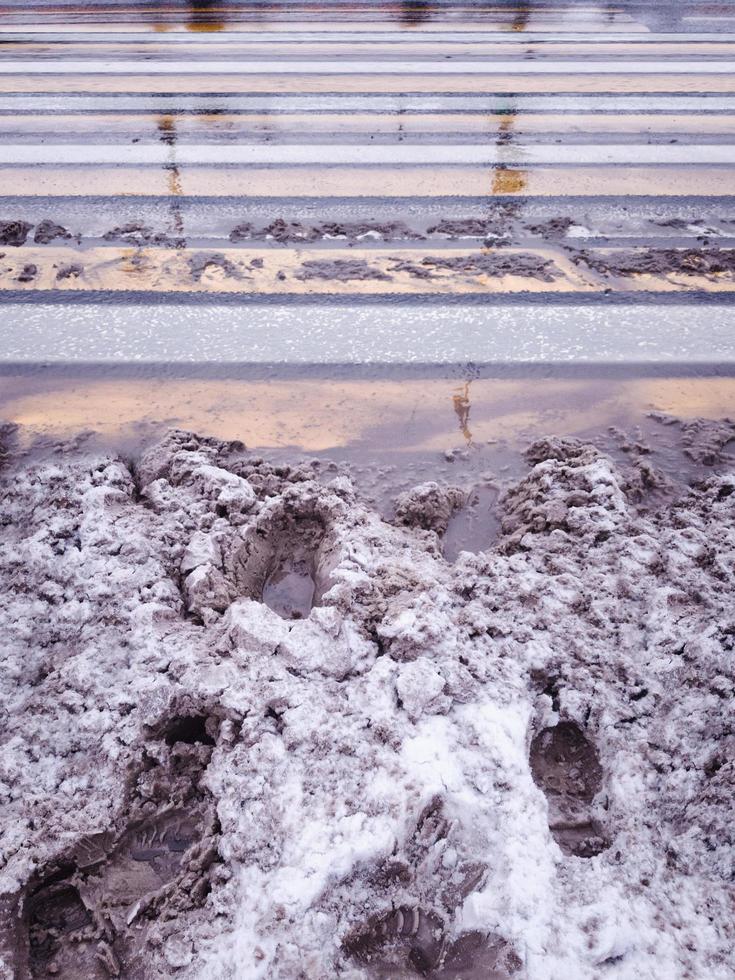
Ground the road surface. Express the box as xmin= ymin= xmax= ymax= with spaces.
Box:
xmin=0 ymin=0 xmax=734 ymax=360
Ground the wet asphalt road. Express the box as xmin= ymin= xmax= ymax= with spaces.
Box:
xmin=0 ymin=1 xmax=734 ymax=361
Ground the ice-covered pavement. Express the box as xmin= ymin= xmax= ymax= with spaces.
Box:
xmin=1 ymin=301 xmax=735 ymax=364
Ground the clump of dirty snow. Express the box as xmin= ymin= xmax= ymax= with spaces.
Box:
xmin=393 ymin=481 xmax=466 ymax=536
xmin=0 ymin=427 xmax=733 ymax=979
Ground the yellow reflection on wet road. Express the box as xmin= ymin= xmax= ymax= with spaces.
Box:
xmin=452 ymin=381 xmax=473 ymax=445
xmin=3 ymin=376 xmax=735 ymax=455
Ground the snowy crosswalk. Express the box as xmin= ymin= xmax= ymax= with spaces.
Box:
xmin=0 ymin=1 xmax=734 ymax=316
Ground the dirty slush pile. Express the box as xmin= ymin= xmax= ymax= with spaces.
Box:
xmin=0 ymin=429 xmax=733 ymax=979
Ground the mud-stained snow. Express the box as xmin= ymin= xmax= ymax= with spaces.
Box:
xmin=0 ymin=427 xmax=733 ymax=979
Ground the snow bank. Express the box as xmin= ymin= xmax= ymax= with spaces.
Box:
xmin=0 ymin=428 xmax=732 ymax=979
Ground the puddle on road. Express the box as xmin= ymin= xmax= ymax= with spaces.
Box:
xmin=452 ymin=380 xmax=473 ymax=445
xmin=399 ymin=1 xmax=433 ymax=27
xmin=186 ymin=0 xmax=225 ymax=34
xmin=1 ymin=370 xmax=734 ymax=522
xmin=262 ymin=558 xmax=317 ymax=620
xmin=157 ymin=116 xmax=186 ymax=241
xmin=443 ymin=484 xmax=500 ymax=562
xmin=512 ymin=2 xmax=531 ymax=32
xmin=492 ymin=169 xmax=528 ymax=195
xmin=153 ymin=0 xmax=227 ymax=33
xmin=232 ymin=505 xmax=330 ymax=618
xmin=186 ymin=1 xmax=225 ymax=33
xmin=492 ymin=102 xmax=528 ymax=196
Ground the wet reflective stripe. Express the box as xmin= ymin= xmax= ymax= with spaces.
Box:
xmin=3 ymin=143 xmax=735 ymax=164
xmin=2 ymin=30 xmax=728 ymax=41
xmin=5 ymin=59 xmax=735 ymax=73
xmin=2 ymin=112 xmax=732 ymax=136
xmin=3 ymin=75 xmax=735 ymax=94
xmin=5 ymin=40 xmax=735 ymax=54
xmin=2 ymin=94 xmax=735 ymax=113
xmin=2 ymin=303 xmax=734 ymax=364
xmin=1 ymin=165 xmax=734 ymax=197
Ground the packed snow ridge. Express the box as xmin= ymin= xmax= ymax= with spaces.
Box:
xmin=0 ymin=427 xmax=733 ymax=979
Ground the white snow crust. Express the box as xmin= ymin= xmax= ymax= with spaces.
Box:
xmin=0 ymin=428 xmax=733 ymax=980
